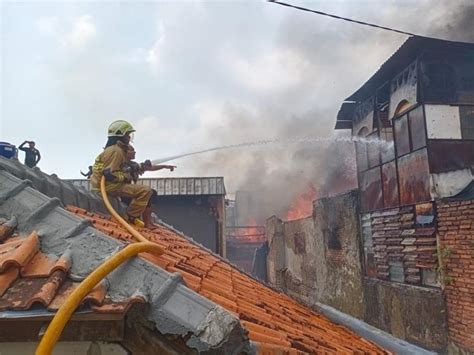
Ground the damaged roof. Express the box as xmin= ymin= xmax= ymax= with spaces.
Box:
xmin=0 ymin=167 xmax=248 ymax=353
xmin=0 ymin=230 xmax=144 ymax=315
xmin=0 ymin=157 xmax=387 ymax=353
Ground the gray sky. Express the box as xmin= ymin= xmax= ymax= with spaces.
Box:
xmin=1 ymin=0 xmax=473 ymax=217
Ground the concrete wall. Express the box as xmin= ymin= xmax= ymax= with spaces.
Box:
xmin=266 ymin=190 xmax=365 ymax=318
xmin=364 ymin=278 xmax=448 ymax=351
xmin=266 ymin=189 xmax=449 ymax=352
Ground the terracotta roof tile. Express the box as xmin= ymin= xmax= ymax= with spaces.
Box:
xmin=91 ymin=296 xmax=145 ymax=314
xmin=0 ymin=224 xmax=15 ymax=243
xmin=68 ymin=206 xmax=388 ymax=354
xmin=0 ymin=232 xmax=39 ymax=272
xmin=0 ymin=270 xmax=67 ymax=310
xmin=0 ymin=268 xmax=19 ymax=297
xmin=0 ymin=231 xmax=146 ymax=318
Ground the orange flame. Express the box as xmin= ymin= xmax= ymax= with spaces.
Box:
xmin=227 ymin=219 xmax=265 ymax=243
xmin=286 ymin=185 xmax=317 ymax=220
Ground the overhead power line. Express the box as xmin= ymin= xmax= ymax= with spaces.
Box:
xmin=268 ymin=0 xmax=422 ymax=37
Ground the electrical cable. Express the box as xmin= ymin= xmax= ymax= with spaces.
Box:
xmin=268 ymin=0 xmax=434 ymax=38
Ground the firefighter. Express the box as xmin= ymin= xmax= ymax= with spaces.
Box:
xmin=90 ymin=120 xmax=156 ymax=228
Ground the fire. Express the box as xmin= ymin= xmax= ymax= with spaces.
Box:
xmin=226 ymin=220 xmax=265 ymax=243
xmin=286 ymin=185 xmax=317 ymax=220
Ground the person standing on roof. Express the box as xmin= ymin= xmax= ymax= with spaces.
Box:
xmin=18 ymin=140 xmax=41 ymax=168
xmin=90 ymin=120 xmax=156 ymax=228
xmin=80 ymin=166 xmax=93 ymax=179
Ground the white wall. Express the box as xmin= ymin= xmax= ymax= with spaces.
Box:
xmin=425 ymin=105 xmax=462 ymax=139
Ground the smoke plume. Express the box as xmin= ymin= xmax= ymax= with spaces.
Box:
xmin=158 ymin=1 xmax=474 ymax=225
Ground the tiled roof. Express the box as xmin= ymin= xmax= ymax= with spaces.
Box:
xmin=0 ymin=169 xmax=249 ymax=352
xmin=0 ymin=156 xmax=122 ymax=214
xmin=0 ymin=226 xmax=144 ymax=315
xmin=68 ymin=206 xmax=388 ymax=354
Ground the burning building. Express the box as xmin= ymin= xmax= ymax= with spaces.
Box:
xmin=225 ymin=191 xmax=266 ymax=274
xmin=266 ymin=36 xmax=474 ymax=353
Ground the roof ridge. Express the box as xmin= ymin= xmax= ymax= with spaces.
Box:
xmin=0 ymin=156 xmax=124 ymax=215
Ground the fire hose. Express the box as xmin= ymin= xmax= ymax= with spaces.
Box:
xmin=35 ymin=176 xmax=163 ymax=354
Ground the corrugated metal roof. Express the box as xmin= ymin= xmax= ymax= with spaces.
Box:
xmin=138 ymin=177 xmax=226 ymax=196
xmin=345 ymin=37 xmax=474 ymax=103
xmin=335 ymin=37 xmax=474 ymax=130
xmin=67 ymin=177 xmax=226 ymax=196
xmin=335 ymin=102 xmax=357 ymax=130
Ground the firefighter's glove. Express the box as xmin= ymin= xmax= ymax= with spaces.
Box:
xmin=102 ymin=168 xmax=116 ymax=182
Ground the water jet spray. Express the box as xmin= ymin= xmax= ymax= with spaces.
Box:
xmin=151 ymin=135 xmax=392 ymax=164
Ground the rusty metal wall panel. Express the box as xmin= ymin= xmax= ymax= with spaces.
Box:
xmin=409 ymin=106 xmax=426 ymax=150
xmin=428 ymin=140 xmax=474 ymax=173
xmin=356 ymin=142 xmax=369 ymax=172
xmin=367 ymin=133 xmax=380 ymax=168
xmin=359 ymin=167 xmax=383 ymax=212
xmin=398 ymin=148 xmax=431 ymax=205
xmin=382 ymin=161 xmax=399 ymax=208
xmin=380 ymin=128 xmax=395 ymax=163
xmin=394 ymin=114 xmax=410 ymax=156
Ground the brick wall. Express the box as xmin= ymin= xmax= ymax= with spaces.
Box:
xmin=364 ymin=204 xmax=438 ymax=286
xmin=437 ymin=199 xmax=474 ymax=352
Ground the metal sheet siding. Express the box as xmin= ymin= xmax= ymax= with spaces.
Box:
xmin=428 ymin=140 xmax=474 ymax=173
xmin=201 ymin=178 xmax=209 ymax=194
xmin=195 ymin=179 xmax=202 ymax=195
xmin=398 ymin=148 xmax=431 ymax=205
xmin=69 ymin=177 xmax=225 ymax=196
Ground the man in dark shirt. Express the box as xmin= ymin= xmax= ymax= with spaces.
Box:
xmin=18 ymin=140 xmax=41 ymax=168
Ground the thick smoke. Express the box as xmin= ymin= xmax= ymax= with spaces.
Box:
xmin=171 ymin=1 xmax=474 ymax=225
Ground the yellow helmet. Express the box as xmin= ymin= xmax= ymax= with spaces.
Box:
xmin=107 ymin=120 xmax=135 ymax=137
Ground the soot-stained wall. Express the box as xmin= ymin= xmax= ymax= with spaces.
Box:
xmin=266 ymin=189 xmax=448 ymax=351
